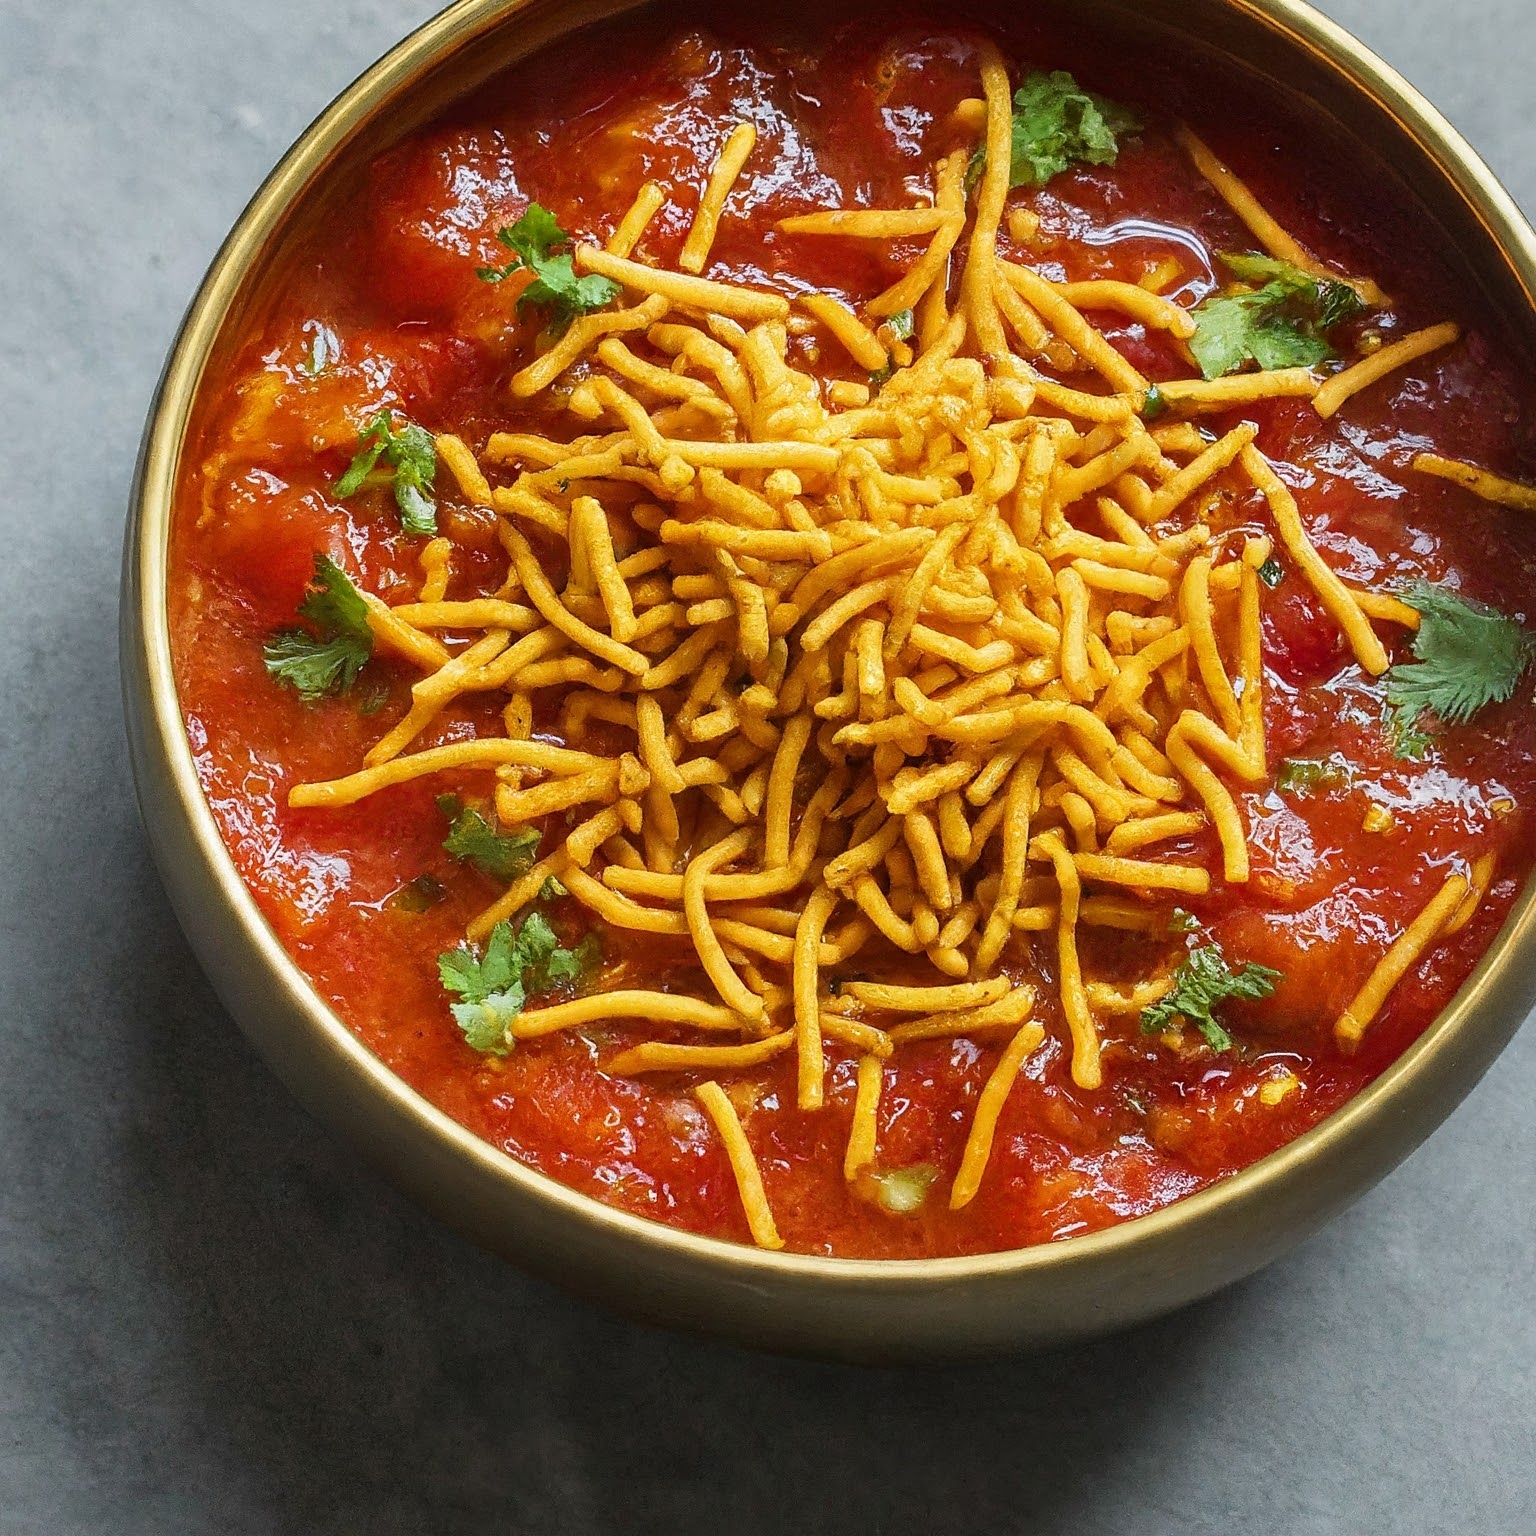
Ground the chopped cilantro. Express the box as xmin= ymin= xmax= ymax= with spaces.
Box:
xmin=478 ymin=201 xmax=565 ymax=280
xmin=438 ymin=909 xmax=600 ymax=1055
xmin=356 ymin=678 xmax=392 ymax=715
xmin=333 ymin=409 xmax=439 ymax=535
xmin=867 ymin=314 xmax=910 ymax=390
xmin=963 ymin=146 xmax=986 ymax=198
xmin=1006 ymin=71 xmax=1139 ymax=189
xmin=442 ymin=805 xmax=541 ymax=883
xmin=388 ymin=874 xmax=447 ymax=914
xmin=1383 ymin=582 xmax=1533 ymax=758
xmin=1140 ymin=944 xmax=1282 ymax=1051
xmin=1168 ymin=908 xmax=1201 ymax=934
xmin=543 ymin=930 xmax=602 ymax=987
xmin=1275 ymin=756 xmax=1348 ymax=796
xmin=1141 ymin=383 xmax=1166 ymax=420
xmin=262 ymin=553 xmax=374 ymax=701
xmin=966 ymin=72 xmax=1137 ymax=195
xmin=1189 ymin=252 xmax=1365 ymax=380
xmin=1257 ymin=556 xmax=1285 ymax=589
xmin=477 ymin=202 xmax=621 ymax=334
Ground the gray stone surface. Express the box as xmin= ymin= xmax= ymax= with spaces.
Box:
xmin=2 ymin=0 xmax=1533 ymax=1529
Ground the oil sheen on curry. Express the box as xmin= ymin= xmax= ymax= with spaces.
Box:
xmin=170 ymin=1 xmax=1536 ymax=1258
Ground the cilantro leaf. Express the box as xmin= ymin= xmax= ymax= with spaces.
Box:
xmin=494 ymin=201 xmax=565 ymax=268
xmin=507 ymin=909 xmax=560 ymax=980
xmin=1275 ymin=756 xmax=1349 ymax=796
xmin=963 ymin=145 xmax=986 ymax=198
xmin=385 ymin=421 xmax=439 ymax=535
xmin=439 ymin=920 xmax=527 ymax=1057
xmin=1256 ymin=556 xmax=1285 ymax=589
xmin=1006 ymin=71 xmax=1140 ymax=190
xmin=1140 ymin=945 xmax=1282 ymax=1051
xmin=520 ymin=255 xmax=622 ymax=328
xmin=886 ymin=308 xmax=915 ymax=342
xmin=331 ymin=419 xmax=387 ymax=498
xmin=442 ymin=805 xmax=541 ymax=883
xmin=1189 ymin=252 xmax=1366 ymax=380
xmin=543 ymin=931 xmax=601 ymax=987
xmin=438 ymin=922 xmax=516 ymax=1002
xmin=262 ymin=553 xmax=375 ymax=701
xmin=1223 ymin=253 xmax=1367 ymax=337
xmin=438 ymin=910 xmax=602 ymax=1055
xmin=477 ymin=202 xmax=621 ymax=335
xmin=333 ymin=410 xmax=439 ymax=534
xmin=1318 ymin=278 xmax=1367 ymax=331
xmin=1383 ymin=582 xmax=1534 ymax=758
xmin=388 ymin=874 xmax=448 ymax=914
xmin=451 ymin=990 xmax=526 ymax=1054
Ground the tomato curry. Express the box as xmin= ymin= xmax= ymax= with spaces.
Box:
xmin=170 ymin=0 xmax=1536 ymax=1256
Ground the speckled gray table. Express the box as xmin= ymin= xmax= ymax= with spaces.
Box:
xmin=2 ymin=1 xmax=1534 ymax=1530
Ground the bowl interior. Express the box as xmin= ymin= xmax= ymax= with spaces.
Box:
xmin=123 ymin=0 xmax=1536 ymax=1355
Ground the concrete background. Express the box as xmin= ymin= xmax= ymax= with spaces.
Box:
xmin=1 ymin=0 xmax=1533 ymax=1530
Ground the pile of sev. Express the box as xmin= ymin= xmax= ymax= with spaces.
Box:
xmin=286 ymin=47 xmax=1493 ymax=1248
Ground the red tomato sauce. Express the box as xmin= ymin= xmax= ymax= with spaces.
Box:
xmin=170 ymin=0 xmax=1536 ymax=1257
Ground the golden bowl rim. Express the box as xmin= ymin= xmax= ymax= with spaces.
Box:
xmin=125 ymin=0 xmax=1536 ymax=1292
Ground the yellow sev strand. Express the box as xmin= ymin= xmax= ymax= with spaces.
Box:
xmin=959 ymin=44 xmax=1015 ymax=360
xmin=1411 ymin=453 xmax=1536 ymax=512
xmin=844 ymin=1054 xmax=883 ymax=1179
xmin=513 ymin=990 xmax=750 ymax=1038
xmin=949 ymin=1022 xmax=1046 ymax=1208
xmin=575 ymin=244 xmax=789 ymax=322
xmin=288 ymin=738 xmax=609 ymax=808
xmin=794 ymin=885 xmax=839 ymax=1109
xmin=1155 ymin=369 xmax=1319 ymax=411
xmin=1443 ymin=853 xmax=1496 ymax=937
xmin=358 ymin=592 xmax=451 ymax=671
xmin=680 ymin=121 xmax=757 ymax=273
xmin=606 ymin=1030 xmax=793 ymax=1075
xmin=779 ymin=207 xmax=953 ymax=238
xmin=869 ymin=153 xmax=967 ymax=318
xmin=1335 ymin=873 xmax=1470 ymax=1049
xmin=840 ymin=977 xmax=1010 ymax=1011
xmin=685 ymin=828 xmax=767 ymax=1023
xmin=799 ymin=293 xmax=888 ymax=371
xmin=1312 ymin=323 xmax=1460 ymax=419
xmin=607 ymin=180 xmax=667 ymax=258
xmin=1036 ymin=832 xmax=1099 ymax=1089
xmin=1241 ymin=443 xmax=1389 ymax=675
xmin=694 ymin=1081 xmax=783 ymax=1249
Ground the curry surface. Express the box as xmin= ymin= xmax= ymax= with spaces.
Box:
xmin=171 ymin=0 xmax=1536 ymax=1256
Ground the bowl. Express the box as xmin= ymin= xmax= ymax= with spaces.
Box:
xmin=122 ymin=0 xmax=1536 ymax=1360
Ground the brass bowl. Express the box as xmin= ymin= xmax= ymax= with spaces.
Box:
xmin=122 ymin=0 xmax=1536 ymax=1360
